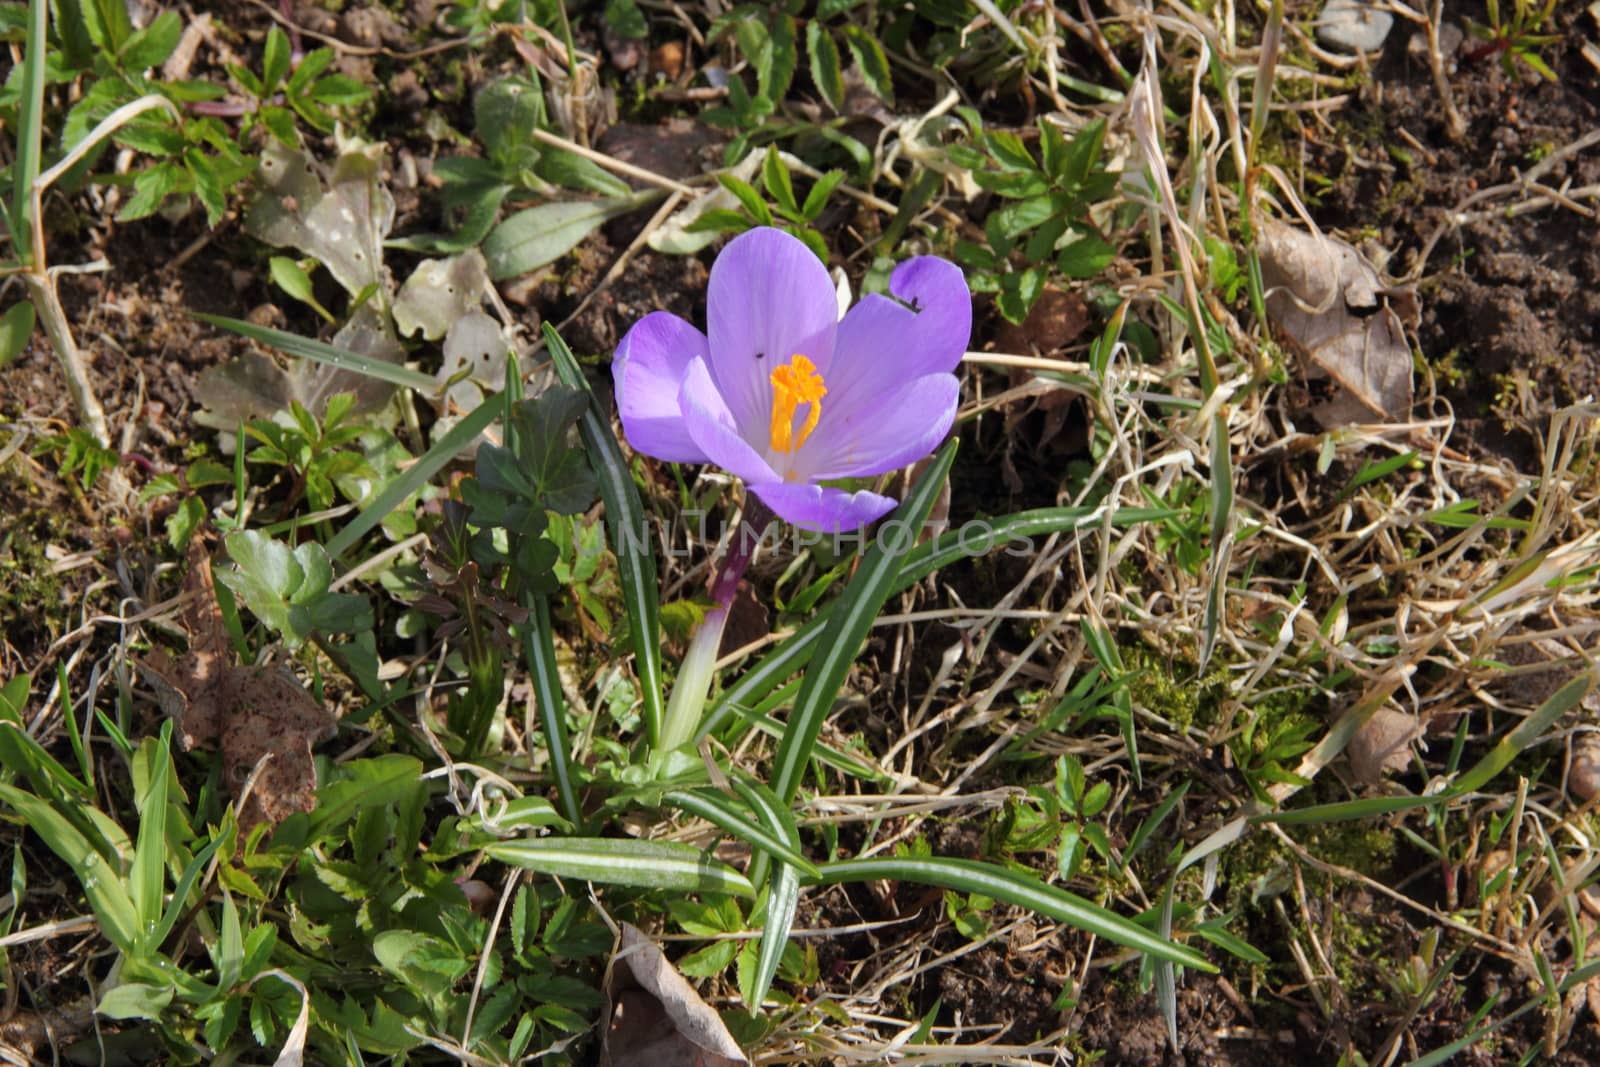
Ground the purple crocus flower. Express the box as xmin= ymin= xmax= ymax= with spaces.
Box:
xmin=612 ymin=227 xmax=970 ymax=531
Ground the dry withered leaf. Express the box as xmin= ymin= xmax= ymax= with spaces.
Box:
xmin=1348 ymin=706 xmax=1423 ymax=784
xmin=139 ymin=541 xmax=337 ymax=830
xmin=196 ymin=305 xmax=402 ymax=426
xmin=436 ymin=310 xmax=509 ymax=415
xmin=394 ymin=250 xmax=490 ymax=342
xmin=247 ymin=140 xmax=394 ymax=301
xmin=993 ymin=286 xmax=1090 ymax=355
xmin=1257 ymin=218 xmax=1416 ymax=427
xmin=600 ymin=924 xmax=750 ymax=1067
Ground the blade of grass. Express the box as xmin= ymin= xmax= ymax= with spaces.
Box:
xmin=1200 ymin=414 xmax=1234 ymax=671
xmin=57 ymin=664 xmax=94 ymax=792
xmin=1083 ymin=621 xmax=1139 ymax=789
xmin=194 ymin=314 xmax=439 ymax=393
xmin=152 ymin=834 xmax=223 ymax=949
xmin=0 ymin=785 xmax=140 ymax=955
xmin=325 ymin=391 xmax=500 ymax=558
xmin=128 ymin=727 xmax=172 ymax=950
xmin=1449 ymin=671 xmax=1596 ymax=795
xmin=812 ymin=855 xmax=1214 ymax=972
xmin=770 ymin=440 xmax=958 ymax=805
xmin=545 ymin=323 xmax=664 ymax=748
xmin=484 ymin=838 xmax=755 ymax=897
xmin=1255 ymin=793 xmax=1448 ymax=825
xmin=0 ymin=722 xmax=92 ymax=800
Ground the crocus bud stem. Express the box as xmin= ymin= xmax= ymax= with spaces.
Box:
xmin=657 ymin=498 xmax=775 ymax=752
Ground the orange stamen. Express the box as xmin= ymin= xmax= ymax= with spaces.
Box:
xmin=768 ymin=354 xmax=826 ymax=453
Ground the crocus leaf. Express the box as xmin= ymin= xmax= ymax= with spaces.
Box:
xmin=811 ymin=855 xmax=1215 ymax=972
xmin=547 ymin=324 xmax=665 ymax=747
xmin=485 ymin=838 xmax=755 ymax=897
xmin=769 ymin=440 xmax=957 ymax=805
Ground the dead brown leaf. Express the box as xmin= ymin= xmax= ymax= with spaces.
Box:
xmin=1257 ymin=218 xmax=1416 ymax=427
xmin=600 ymin=923 xmax=750 ymax=1067
xmin=1348 ymin=706 xmax=1423 ymax=784
xmin=993 ymin=287 xmax=1091 ymax=356
xmin=138 ymin=541 xmax=337 ymax=830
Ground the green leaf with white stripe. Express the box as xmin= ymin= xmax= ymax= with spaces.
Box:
xmin=546 ymin=323 xmax=665 ymax=747
xmin=700 ymin=505 xmax=1177 ymax=742
xmin=812 ymin=855 xmax=1215 ymax=972
xmin=733 ymin=779 xmax=803 ymax=1007
xmin=664 ymin=789 xmax=818 ymax=877
xmin=485 ymin=838 xmax=754 ymax=897
xmin=770 ymin=440 xmax=956 ymax=804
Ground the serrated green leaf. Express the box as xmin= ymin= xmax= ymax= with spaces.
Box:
xmin=806 ymin=22 xmax=845 ymax=112
xmin=762 ymin=146 xmax=798 ymax=216
xmin=1056 ymin=235 xmax=1115 ymax=278
xmin=840 ymin=25 xmax=893 ymax=105
xmin=260 ymin=26 xmax=290 ymax=93
xmin=801 ymin=169 xmax=845 ymax=222
xmin=117 ymin=9 xmax=180 ymax=70
xmin=463 ymin=386 xmax=595 ymax=553
xmin=716 ymin=175 xmax=772 ymax=226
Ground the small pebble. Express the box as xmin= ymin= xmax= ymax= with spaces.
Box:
xmin=1317 ymin=0 xmax=1395 ymax=54
xmin=1406 ymin=22 xmax=1465 ymax=67
xmin=1569 ymin=736 xmax=1600 ymax=801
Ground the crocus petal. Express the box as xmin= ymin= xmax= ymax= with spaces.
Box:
xmin=678 ymin=357 xmax=781 ymax=486
xmin=749 ymin=482 xmax=899 ymax=533
xmin=804 ymin=373 xmax=959 ymax=480
xmin=705 ymin=228 xmax=839 ymax=437
xmin=825 ymin=256 xmax=972 ymax=405
xmin=613 ymin=311 xmax=711 ymax=463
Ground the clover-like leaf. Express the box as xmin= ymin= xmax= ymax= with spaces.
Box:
xmin=218 ymin=531 xmax=373 ymax=648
